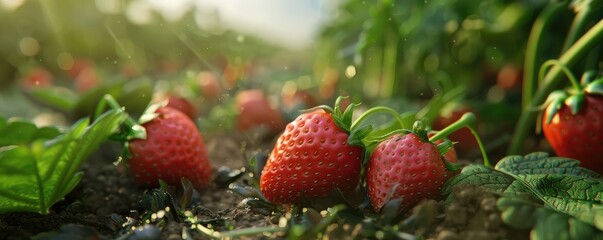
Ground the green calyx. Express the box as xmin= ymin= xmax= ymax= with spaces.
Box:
xmin=309 ymin=96 xmax=406 ymax=148
xmin=584 ymin=78 xmax=603 ymax=95
xmin=95 ymin=94 xmax=174 ymax=165
xmin=304 ymin=96 xmax=364 ymax=147
xmin=411 ymin=120 xmax=430 ymax=142
xmin=97 ymin=94 xmax=147 ymax=142
xmin=543 ymin=77 xmax=603 ymax=124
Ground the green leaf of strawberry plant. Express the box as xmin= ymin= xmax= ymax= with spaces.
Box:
xmin=444 ymin=152 xmax=603 ymax=236
xmin=441 ymin=164 xmax=515 ymax=197
xmin=495 ymin=152 xmax=602 ymax=178
xmin=513 ymin=174 xmax=603 ymax=230
xmin=0 ymin=116 xmax=61 ymax=147
xmin=26 ymin=87 xmax=78 ymax=113
xmin=0 ymin=109 xmax=126 ymax=214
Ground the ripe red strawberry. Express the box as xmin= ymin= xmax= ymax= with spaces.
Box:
xmin=366 ymin=131 xmax=458 ymax=212
xmin=165 ymin=95 xmax=197 ymax=120
xmin=235 ymin=89 xmax=285 ymax=134
xmin=542 ymin=78 xmax=603 ymax=174
xmin=127 ymin=106 xmax=212 ymax=190
xmin=259 ymin=100 xmax=365 ymax=204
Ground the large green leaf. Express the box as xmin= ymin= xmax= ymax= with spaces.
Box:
xmin=514 ymin=174 xmax=603 ymax=230
xmin=495 ymin=152 xmax=602 ymax=178
xmin=441 ymin=164 xmax=514 ymax=195
xmin=0 ymin=109 xmax=125 ymax=214
xmin=445 ymin=152 xmax=603 ymax=235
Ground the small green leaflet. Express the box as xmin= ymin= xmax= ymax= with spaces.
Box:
xmin=442 ymin=152 xmax=603 ymax=234
xmin=495 ymin=152 xmax=602 ymax=179
xmin=0 ymin=109 xmax=125 ymax=214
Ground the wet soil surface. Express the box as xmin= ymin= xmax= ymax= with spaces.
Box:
xmin=0 ymin=132 xmax=529 ymax=240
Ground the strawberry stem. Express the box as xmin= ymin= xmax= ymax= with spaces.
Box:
xmin=538 ymin=59 xmax=581 ymax=91
xmin=351 ymin=106 xmax=407 ymax=130
xmin=96 ymin=94 xmax=146 ymax=140
xmin=428 ymin=112 xmax=491 ymax=167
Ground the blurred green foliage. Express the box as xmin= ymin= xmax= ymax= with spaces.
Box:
xmin=0 ymin=0 xmax=279 ymax=88
xmin=316 ymin=0 xmax=548 ymax=101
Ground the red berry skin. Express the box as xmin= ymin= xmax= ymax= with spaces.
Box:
xmin=542 ymin=95 xmax=603 ymax=174
xmin=366 ymin=133 xmax=458 ymax=212
xmin=128 ymin=107 xmax=212 ymax=190
xmin=166 ymin=96 xmax=197 ymax=120
xmin=235 ymin=90 xmax=285 ymax=134
xmin=260 ymin=111 xmax=363 ymax=204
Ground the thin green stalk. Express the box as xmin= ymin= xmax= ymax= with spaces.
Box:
xmin=351 ymin=106 xmax=407 ymax=130
xmin=383 ymin=31 xmax=399 ymax=97
xmin=583 ymin=44 xmax=602 ymax=75
xmin=562 ymin=7 xmax=595 ymax=52
xmin=95 ymin=95 xmax=127 ymax=120
xmin=538 ymin=60 xmax=581 ymax=91
xmin=429 ymin=113 xmax=490 ymax=167
xmin=522 ymin=2 xmax=567 ymax=111
xmin=98 ymin=94 xmax=146 ymax=141
xmin=509 ymin=19 xmax=603 ymax=154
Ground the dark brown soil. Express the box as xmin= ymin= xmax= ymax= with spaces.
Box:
xmin=0 ymin=131 xmax=529 ymax=239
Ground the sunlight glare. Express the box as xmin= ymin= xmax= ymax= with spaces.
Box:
xmin=0 ymin=0 xmax=24 ymax=11
xmin=19 ymin=37 xmax=40 ymax=56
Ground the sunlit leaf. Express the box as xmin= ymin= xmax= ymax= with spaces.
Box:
xmin=0 ymin=110 xmax=125 ymax=214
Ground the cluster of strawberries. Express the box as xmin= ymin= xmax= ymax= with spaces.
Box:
xmin=122 ymin=95 xmax=465 ymax=214
xmin=119 ymin=74 xmax=603 ymax=214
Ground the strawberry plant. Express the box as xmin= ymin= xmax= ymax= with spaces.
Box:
xmin=0 ymin=109 xmax=125 ymax=214
xmin=365 ymin=111 xmax=489 ymax=213
xmin=259 ymin=97 xmax=406 ymax=204
xmin=96 ymin=95 xmax=213 ymax=191
xmin=509 ymin=3 xmax=603 ymax=155
xmin=541 ymin=65 xmax=603 ymax=174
